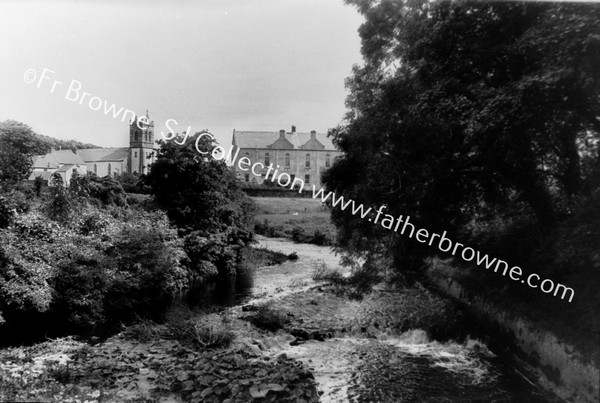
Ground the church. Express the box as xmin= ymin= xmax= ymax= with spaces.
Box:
xmin=29 ymin=113 xmax=156 ymax=186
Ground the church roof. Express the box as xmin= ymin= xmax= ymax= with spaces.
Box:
xmin=32 ymin=154 xmax=60 ymax=169
xmin=56 ymin=164 xmax=77 ymax=173
xmin=28 ymin=171 xmax=53 ymax=181
xmin=77 ymin=148 xmax=129 ymax=162
xmin=54 ymin=149 xmax=86 ymax=165
xmin=233 ymin=130 xmax=337 ymax=150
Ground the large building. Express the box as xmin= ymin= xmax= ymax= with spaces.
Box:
xmin=231 ymin=126 xmax=342 ymax=189
xmin=29 ymin=113 xmax=156 ymax=186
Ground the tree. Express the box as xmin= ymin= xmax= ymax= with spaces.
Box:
xmin=144 ymin=133 xmax=255 ymax=276
xmin=0 ymin=120 xmax=46 ymax=191
xmin=324 ymin=0 xmax=600 ymax=276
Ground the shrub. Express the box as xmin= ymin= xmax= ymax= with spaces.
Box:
xmin=312 ymin=229 xmax=327 ymax=245
xmin=70 ymin=173 xmax=128 ymax=207
xmin=291 ymin=226 xmax=307 ymax=243
xmin=33 ymin=176 xmax=44 ymax=196
xmin=44 ymin=186 xmax=74 ymax=224
xmin=0 ymin=195 xmax=14 ymax=229
xmin=105 ymin=224 xmax=189 ymax=323
xmin=288 ymin=252 xmax=299 ymax=260
xmin=77 ymin=213 xmax=108 ymax=235
xmin=247 ymin=303 xmax=289 ymax=331
xmin=312 ymin=261 xmax=344 ymax=283
xmin=166 ymin=307 xmax=234 ymax=349
xmin=51 ymin=246 xmax=109 ymax=331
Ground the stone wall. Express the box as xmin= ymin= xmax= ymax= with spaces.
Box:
xmin=425 ymin=262 xmax=599 ymax=403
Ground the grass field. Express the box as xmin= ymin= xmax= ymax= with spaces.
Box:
xmin=251 ymin=197 xmax=336 ymax=245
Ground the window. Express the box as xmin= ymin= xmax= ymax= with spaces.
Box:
xmin=265 ymin=153 xmax=270 ymax=166
xmin=107 ymin=163 xmax=112 ymax=176
xmin=134 ymin=151 xmax=137 ymax=158
xmin=325 ymin=154 xmax=331 ymax=168
xmin=305 ymin=154 xmax=310 ymax=168
xmin=285 ymin=153 xmax=290 ymax=167
xmin=134 ymin=132 xmax=139 ymax=141
xmin=305 ymin=174 xmax=310 ymax=183
xmin=144 ymin=134 xmax=148 ymax=142
xmin=245 ymin=174 xmax=250 ymax=182
xmin=93 ymin=164 xmax=97 ymax=174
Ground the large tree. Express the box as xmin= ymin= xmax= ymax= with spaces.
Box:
xmin=0 ymin=120 xmax=47 ymax=191
xmin=145 ymin=133 xmax=255 ymax=277
xmin=324 ymin=0 xmax=600 ymax=275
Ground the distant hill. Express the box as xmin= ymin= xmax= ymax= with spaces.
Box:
xmin=35 ymin=133 xmax=101 ymax=153
xmin=0 ymin=120 xmax=102 ymax=156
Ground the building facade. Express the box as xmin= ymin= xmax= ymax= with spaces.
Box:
xmin=29 ymin=113 xmax=156 ymax=186
xmin=231 ymin=126 xmax=342 ymax=189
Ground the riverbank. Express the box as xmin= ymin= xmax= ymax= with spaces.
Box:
xmin=0 ymin=237 xmax=552 ymax=402
xmin=425 ymin=256 xmax=600 ymax=403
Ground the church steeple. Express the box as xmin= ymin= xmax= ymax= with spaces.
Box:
xmin=129 ymin=112 xmax=155 ymax=174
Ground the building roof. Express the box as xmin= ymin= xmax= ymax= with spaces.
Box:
xmin=32 ymin=154 xmax=60 ymax=169
xmin=56 ymin=164 xmax=79 ymax=173
xmin=28 ymin=171 xmax=53 ymax=181
xmin=233 ymin=130 xmax=337 ymax=150
xmin=77 ymin=148 xmax=129 ymax=162
xmin=49 ymin=149 xmax=87 ymax=165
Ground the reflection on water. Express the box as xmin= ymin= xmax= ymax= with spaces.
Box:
xmin=183 ymin=268 xmax=254 ymax=309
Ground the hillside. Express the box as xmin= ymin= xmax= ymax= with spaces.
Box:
xmin=35 ymin=132 xmax=100 ymax=152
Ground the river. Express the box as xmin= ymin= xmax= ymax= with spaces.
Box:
xmin=188 ymin=236 xmax=553 ymax=402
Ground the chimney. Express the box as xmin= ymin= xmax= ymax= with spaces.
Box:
xmin=310 ymin=130 xmax=316 ymax=140
xmin=291 ymin=125 xmax=296 ymax=133
xmin=279 ymin=129 xmax=285 ymax=139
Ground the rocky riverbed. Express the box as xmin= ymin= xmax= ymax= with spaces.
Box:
xmin=0 ymin=236 xmax=553 ymax=402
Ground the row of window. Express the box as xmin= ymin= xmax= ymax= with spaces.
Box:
xmin=247 ymin=152 xmax=331 ymax=168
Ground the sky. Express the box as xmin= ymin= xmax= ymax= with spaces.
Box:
xmin=0 ymin=0 xmax=364 ymax=148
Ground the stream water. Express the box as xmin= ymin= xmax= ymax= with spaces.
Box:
xmin=189 ymin=237 xmax=552 ymax=402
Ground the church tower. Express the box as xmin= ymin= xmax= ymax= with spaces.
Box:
xmin=129 ymin=111 xmax=155 ymax=174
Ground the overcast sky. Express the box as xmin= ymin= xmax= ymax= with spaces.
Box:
xmin=0 ymin=0 xmax=363 ymax=148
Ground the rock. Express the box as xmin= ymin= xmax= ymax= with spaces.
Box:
xmin=290 ymin=338 xmax=305 ymax=346
xmin=242 ymin=305 xmax=258 ymax=312
xmin=290 ymin=328 xmax=311 ymax=340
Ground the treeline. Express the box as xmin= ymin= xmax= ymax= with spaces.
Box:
xmin=324 ymin=0 xmax=600 ymax=352
xmin=0 ymin=123 xmax=254 ymax=344
xmin=1 ymin=120 xmax=99 ymax=155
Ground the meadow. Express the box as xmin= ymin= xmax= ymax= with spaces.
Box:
xmin=251 ymin=197 xmax=336 ymax=245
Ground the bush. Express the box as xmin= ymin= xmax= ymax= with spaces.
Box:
xmin=238 ymin=247 xmax=291 ymax=269
xmin=312 ymin=261 xmax=344 ymax=283
xmin=44 ymin=186 xmax=74 ymax=224
xmin=291 ymin=226 xmax=307 ymax=242
xmin=288 ymin=252 xmax=299 ymax=260
xmin=34 ymin=176 xmax=44 ymax=196
xmin=51 ymin=246 xmax=109 ymax=330
xmin=247 ymin=303 xmax=289 ymax=331
xmin=0 ymin=195 xmax=14 ymax=229
xmin=165 ymin=307 xmax=234 ymax=349
xmin=0 ymin=207 xmax=191 ymax=338
xmin=105 ymin=223 xmax=189 ymax=323
xmin=70 ymin=173 xmax=128 ymax=207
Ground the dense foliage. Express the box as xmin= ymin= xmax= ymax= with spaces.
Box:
xmin=0 ymin=120 xmax=100 ymax=194
xmin=0 ymin=169 xmax=190 ymax=341
xmin=325 ymin=0 xmax=600 ymax=278
xmin=145 ymin=133 xmax=255 ymax=277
